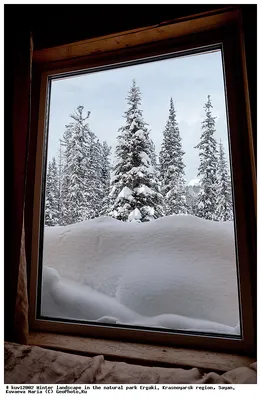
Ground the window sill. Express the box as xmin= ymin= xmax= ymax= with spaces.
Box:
xmin=28 ymin=331 xmax=255 ymax=373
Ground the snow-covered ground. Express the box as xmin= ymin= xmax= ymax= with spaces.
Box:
xmin=42 ymin=215 xmax=240 ymax=335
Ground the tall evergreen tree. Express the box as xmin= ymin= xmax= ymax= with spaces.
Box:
xmin=185 ymin=183 xmax=201 ymax=216
xmin=149 ymin=138 xmax=157 ymax=168
xmin=60 ymin=123 xmax=74 ymax=225
xmin=195 ymin=95 xmax=218 ymax=220
xmin=159 ymin=97 xmax=187 ymax=215
xmin=87 ymin=134 xmax=104 ymax=218
xmin=60 ymin=106 xmax=102 ymax=224
xmin=109 ymin=79 xmax=164 ymax=222
xmin=57 ymin=138 xmax=66 ymax=224
xmin=66 ymin=106 xmax=89 ymax=223
xmin=215 ymin=140 xmax=233 ymax=221
xmin=45 ymin=157 xmax=59 ymax=226
xmin=100 ymin=141 xmax=112 ymax=215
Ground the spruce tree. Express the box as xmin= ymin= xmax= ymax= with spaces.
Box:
xmin=195 ymin=95 xmax=218 ymax=220
xmin=185 ymin=179 xmax=201 ymax=216
xmin=60 ymin=106 xmax=93 ymax=224
xmin=45 ymin=157 xmax=59 ymax=226
xmin=159 ymin=97 xmax=187 ymax=215
xmin=185 ymin=185 xmax=196 ymax=215
xmin=57 ymin=139 xmax=65 ymax=225
xmin=149 ymin=138 xmax=157 ymax=168
xmin=60 ymin=123 xmax=74 ymax=225
xmin=87 ymin=134 xmax=104 ymax=218
xmin=215 ymin=140 xmax=233 ymax=221
xmin=60 ymin=106 xmax=105 ymax=224
xmin=109 ymin=79 xmax=164 ymax=222
xmin=66 ymin=106 xmax=87 ymax=223
xmin=100 ymin=141 xmax=112 ymax=215
xmin=45 ymin=160 xmax=53 ymax=226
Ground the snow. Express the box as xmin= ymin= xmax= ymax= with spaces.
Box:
xmin=129 ymin=120 xmax=138 ymax=131
xmin=128 ymin=208 xmax=141 ymax=222
xmin=42 ymin=266 xmax=139 ymax=322
xmin=42 ymin=214 xmax=239 ymax=334
xmin=139 ymin=151 xmax=151 ymax=166
xmin=136 ymin=185 xmax=154 ymax=196
xmin=41 ymin=267 xmax=239 ymax=335
xmin=135 ymin=129 xmax=146 ymax=138
xmin=117 ymin=186 xmax=134 ymax=201
xmin=188 ymin=178 xmax=201 ymax=186
xmin=142 ymin=206 xmax=155 ymax=216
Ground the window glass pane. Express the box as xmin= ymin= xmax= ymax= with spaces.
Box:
xmin=40 ymin=48 xmax=240 ymax=337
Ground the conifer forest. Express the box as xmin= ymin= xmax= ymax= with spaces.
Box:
xmin=45 ymin=80 xmax=233 ymax=226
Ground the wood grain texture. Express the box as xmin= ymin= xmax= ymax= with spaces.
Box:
xmin=28 ymin=332 xmax=255 ymax=373
xmin=33 ymin=10 xmax=239 ymax=63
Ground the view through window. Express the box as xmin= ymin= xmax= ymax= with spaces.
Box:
xmin=40 ymin=48 xmax=240 ymax=337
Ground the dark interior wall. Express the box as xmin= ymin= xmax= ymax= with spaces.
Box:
xmin=6 ymin=4 xmax=227 ymax=50
xmin=4 ymin=4 xmax=256 ymax=342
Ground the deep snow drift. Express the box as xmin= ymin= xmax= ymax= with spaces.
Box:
xmin=42 ymin=215 xmax=240 ymax=334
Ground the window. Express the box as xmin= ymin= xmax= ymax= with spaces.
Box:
xmin=29 ymin=9 xmax=256 ymax=354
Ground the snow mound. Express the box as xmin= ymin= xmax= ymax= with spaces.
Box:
xmin=41 ymin=266 xmax=239 ymax=335
xmin=42 ymin=266 xmax=139 ymax=322
xmin=43 ymin=214 xmax=239 ymax=327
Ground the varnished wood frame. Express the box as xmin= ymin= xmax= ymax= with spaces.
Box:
xmin=28 ymin=332 xmax=256 ymax=372
xmin=28 ymin=9 xmax=256 ymax=355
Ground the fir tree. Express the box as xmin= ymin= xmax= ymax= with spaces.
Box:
xmin=57 ymin=138 xmax=66 ymax=224
xmin=149 ymin=138 xmax=157 ymax=168
xmin=60 ymin=123 xmax=74 ymax=225
xmin=45 ymin=157 xmax=59 ymax=226
xmin=215 ymin=140 xmax=233 ymax=221
xmin=159 ymin=97 xmax=187 ymax=215
xmin=60 ymin=106 xmax=106 ymax=224
xmin=185 ymin=184 xmax=200 ymax=216
xmin=87 ymin=134 xmax=104 ymax=218
xmin=66 ymin=106 xmax=89 ymax=223
xmin=109 ymin=79 xmax=164 ymax=222
xmin=60 ymin=106 xmax=97 ymax=224
xmin=195 ymin=95 xmax=218 ymax=220
xmin=100 ymin=141 xmax=112 ymax=215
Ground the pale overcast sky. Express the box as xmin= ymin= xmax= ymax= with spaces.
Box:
xmin=47 ymin=49 xmax=231 ymax=184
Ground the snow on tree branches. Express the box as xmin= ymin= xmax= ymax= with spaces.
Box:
xmin=159 ymin=97 xmax=187 ymax=215
xmin=45 ymin=89 xmax=233 ymax=226
xmin=100 ymin=141 xmax=112 ymax=215
xmin=195 ymin=95 xmax=218 ymax=220
xmin=45 ymin=157 xmax=59 ymax=226
xmin=215 ymin=140 xmax=233 ymax=221
xmin=108 ymin=80 xmax=164 ymax=222
xmin=60 ymin=106 xmax=104 ymax=225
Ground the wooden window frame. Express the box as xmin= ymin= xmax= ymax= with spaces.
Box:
xmin=28 ymin=8 xmax=256 ymax=356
